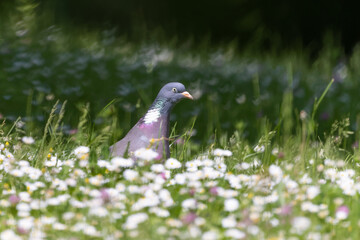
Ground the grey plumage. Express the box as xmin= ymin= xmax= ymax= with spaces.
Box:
xmin=110 ymin=82 xmax=193 ymax=159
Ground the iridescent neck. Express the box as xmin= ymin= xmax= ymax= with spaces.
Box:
xmin=143 ymin=98 xmax=172 ymax=124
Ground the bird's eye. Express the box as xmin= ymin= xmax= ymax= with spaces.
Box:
xmin=172 ymin=88 xmax=178 ymax=93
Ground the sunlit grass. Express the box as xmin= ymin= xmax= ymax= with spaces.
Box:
xmin=0 ymin=91 xmax=359 ymax=239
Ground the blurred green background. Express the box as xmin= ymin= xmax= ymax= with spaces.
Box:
xmin=1 ymin=0 xmax=360 ymax=149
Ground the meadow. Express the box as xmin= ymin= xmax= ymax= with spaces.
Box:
xmin=1 ymin=2 xmax=360 ymax=239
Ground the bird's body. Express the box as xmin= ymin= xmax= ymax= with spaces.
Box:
xmin=110 ymin=112 xmax=170 ymax=159
xmin=110 ymin=82 xmax=193 ymax=159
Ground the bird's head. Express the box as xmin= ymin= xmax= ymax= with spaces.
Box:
xmin=157 ymin=82 xmax=193 ymax=103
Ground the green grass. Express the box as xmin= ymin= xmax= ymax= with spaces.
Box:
xmin=1 ymin=1 xmax=360 ymax=239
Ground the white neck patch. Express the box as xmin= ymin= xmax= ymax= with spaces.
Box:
xmin=143 ymin=108 xmax=161 ymax=124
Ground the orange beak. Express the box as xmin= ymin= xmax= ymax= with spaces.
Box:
xmin=181 ymin=91 xmax=193 ymax=100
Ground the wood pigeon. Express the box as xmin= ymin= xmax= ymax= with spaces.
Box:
xmin=110 ymin=82 xmax=193 ymax=159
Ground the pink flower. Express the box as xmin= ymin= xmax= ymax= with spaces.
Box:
xmin=9 ymin=195 xmax=20 ymax=205
xmin=280 ymin=204 xmax=292 ymax=216
xmin=182 ymin=212 xmax=197 ymax=224
xmin=100 ymin=188 xmax=111 ymax=203
xmin=336 ymin=205 xmax=349 ymax=220
xmin=159 ymin=172 xmax=167 ymax=180
xmin=209 ymin=187 xmax=218 ymax=196
xmin=68 ymin=129 xmax=78 ymax=135
xmin=277 ymin=152 xmax=285 ymax=159
xmin=17 ymin=227 xmax=29 ymax=235
xmin=174 ymin=138 xmax=184 ymax=145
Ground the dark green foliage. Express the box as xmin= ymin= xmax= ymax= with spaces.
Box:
xmin=1 ymin=0 xmax=360 ymax=151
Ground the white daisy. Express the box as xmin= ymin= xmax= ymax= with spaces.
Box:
xmin=22 ymin=136 xmax=35 ymax=145
xmin=224 ymin=198 xmax=239 ymax=212
xmin=165 ymin=158 xmax=181 ymax=169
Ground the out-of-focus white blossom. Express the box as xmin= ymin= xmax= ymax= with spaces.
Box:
xmin=254 ymin=145 xmax=265 ymax=153
xmin=213 ymin=148 xmax=232 ymax=157
xmin=224 ymin=198 xmax=239 ymax=212
xmin=22 ymin=136 xmax=35 ymax=144
xmin=165 ymin=158 xmax=181 ymax=169
xmin=74 ymin=146 xmax=90 ymax=160
xmin=306 ymin=186 xmax=320 ymax=200
xmin=123 ymin=213 xmax=148 ymax=230
xmin=134 ymin=148 xmax=158 ymax=161
xmin=292 ymin=216 xmax=311 ymax=234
